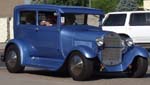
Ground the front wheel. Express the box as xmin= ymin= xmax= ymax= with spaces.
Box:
xmin=126 ymin=57 xmax=148 ymax=78
xmin=68 ymin=52 xmax=94 ymax=81
xmin=5 ymin=45 xmax=25 ymax=73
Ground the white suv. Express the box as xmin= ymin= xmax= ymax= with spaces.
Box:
xmin=102 ymin=11 xmax=150 ymax=49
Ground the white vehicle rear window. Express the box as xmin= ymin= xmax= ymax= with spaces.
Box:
xmin=130 ymin=13 xmax=150 ymax=26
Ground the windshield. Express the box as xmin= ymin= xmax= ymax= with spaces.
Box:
xmin=61 ymin=13 xmax=101 ymax=27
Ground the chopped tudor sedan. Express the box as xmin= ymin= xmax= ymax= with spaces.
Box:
xmin=1 ymin=5 xmax=149 ymax=81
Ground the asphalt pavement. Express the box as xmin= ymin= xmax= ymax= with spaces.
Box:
xmin=0 ymin=47 xmax=150 ymax=85
xmin=0 ymin=66 xmax=150 ymax=85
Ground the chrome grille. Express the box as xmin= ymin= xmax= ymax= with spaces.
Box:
xmin=102 ymin=32 xmax=123 ymax=66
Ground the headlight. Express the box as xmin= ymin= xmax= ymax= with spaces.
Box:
xmin=96 ymin=38 xmax=103 ymax=46
xmin=125 ymin=38 xmax=134 ymax=47
xmin=121 ymin=40 xmax=126 ymax=47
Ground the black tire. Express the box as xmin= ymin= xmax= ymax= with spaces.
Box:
xmin=68 ymin=52 xmax=94 ymax=81
xmin=126 ymin=57 xmax=148 ymax=78
xmin=5 ymin=45 xmax=25 ymax=73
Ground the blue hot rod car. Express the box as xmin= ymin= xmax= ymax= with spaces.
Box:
xmin=1 ymin=5 xmax=149 ymax=81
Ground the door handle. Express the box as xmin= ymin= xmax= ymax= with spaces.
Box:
xmin=35 ymin=28 xmax=39 ymax=32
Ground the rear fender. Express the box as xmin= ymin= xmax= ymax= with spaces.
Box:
xmin=4 ymin=39 xmax=30 ymax=65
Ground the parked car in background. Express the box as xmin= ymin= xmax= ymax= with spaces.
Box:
xmin=102 ymin=11 xmax=150 ymax=49
xmin=1 ymin=5 xmax=149 ymax=81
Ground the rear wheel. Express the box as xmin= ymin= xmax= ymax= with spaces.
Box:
xmin=126 ymin=57 xmax=148 ymax=78
xmin=5 ymin=45 xmax=25 ymax=73
xmin=68 ymin=52 xmax=94 ymax=81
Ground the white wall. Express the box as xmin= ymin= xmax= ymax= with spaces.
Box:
xmin=0 ymin=17 xmax=13 ymax=43
xmin=144 ymin=0 xmax=150 ymax=10
xmin=0 ymin=18 xmax=7 ymax=42
xmin=24 ymin=0 xmax=32 ymax=4
xmin=10 ymin=18 xmax=14 ymax=39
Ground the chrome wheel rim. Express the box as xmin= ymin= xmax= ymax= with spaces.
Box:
xmin=70 ymin=55 xmax=84 ymax=76
xmin=7 ymin=51 xmax=17 ymax=68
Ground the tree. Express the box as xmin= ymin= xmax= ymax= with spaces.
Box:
xmin=116 ymin=0 xmax=139 ymax=11
xmin=138 ymin=0 xmax=143 ymax=7
xmin=32 ymin=0 xmax=143 ymax=13
xmin=91 ymin=0 xmax=119 ymax=13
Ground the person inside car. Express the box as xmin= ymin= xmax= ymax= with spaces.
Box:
xmin=40 ymin=15 xmax=56 ymax=26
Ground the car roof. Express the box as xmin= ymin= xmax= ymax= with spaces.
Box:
xmin=15 ymin=4 xmax=104 ymax=15
xmin=106 ymin=11 xmax=150 ymax=14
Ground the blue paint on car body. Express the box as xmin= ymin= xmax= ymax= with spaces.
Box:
xmin=3 ymin=5 xmax=149 ymax=72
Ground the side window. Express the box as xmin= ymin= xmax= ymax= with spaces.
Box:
xmin=38 ymin=11 xmax=57 ymax=26
xmin=103 ymin=14 xmax=126 ymax=26
xmin=62 ymin=14 xmax=83 ymax=25
xmin=130 ymin=13 xmax=150 ymax=26
xmin=87 ymin=15 xmax=99 ymax=27
xmin=20 ymin=11 xmax=36 ymax=25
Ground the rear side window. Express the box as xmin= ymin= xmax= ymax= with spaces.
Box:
xmin=103 ymin=14 xmax=126 ymax=26
xmin=20 ymin=11 xmax=36 ymax=25
xmin=130 ymin=13 xmax=150 ymax=26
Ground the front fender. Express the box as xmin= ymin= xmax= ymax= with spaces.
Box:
xmin=123 ymin=46 xmax=149 ymax=66
xmin=71 ymin=46 xmax=97 ymax=58
xmin=4 ymin=39 xmax=30 ymax=65
xmin=104 ymin=46 xmax=149 ymax=72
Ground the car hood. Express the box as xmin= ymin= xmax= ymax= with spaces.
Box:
xmin=61 ymin=25 xmax=109 ymax=41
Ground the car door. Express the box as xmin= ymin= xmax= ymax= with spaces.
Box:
xmin=35 ymin=10 xmax=62 ymax=60
xmin=128 ymin=12 xmax=150 ymax=43
xmin=17 ymin=10 xmax=38 ymax=56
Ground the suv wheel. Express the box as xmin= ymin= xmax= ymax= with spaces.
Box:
xmin=68 ymin=52 xmax=94 ymax=81
xmin=126 ymin=57 xmax=148 ymax=78
xmin=5 ymin=45 xmax=25 ymax=73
